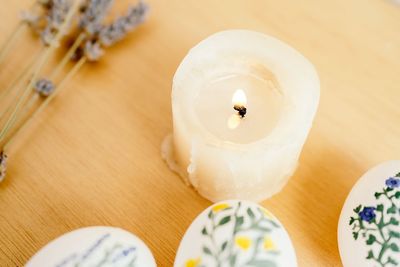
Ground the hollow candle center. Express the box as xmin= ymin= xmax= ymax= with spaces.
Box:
xmin=194 ymin=73 xmax=284 ymax=144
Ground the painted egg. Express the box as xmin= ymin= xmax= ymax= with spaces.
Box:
xmin=174 ymin=200 xmax=297 ymax=267
xmin=26 ymin=226 xmax=156 ymax=267
xmin=338 ymin=161 xmax=400 ymax=267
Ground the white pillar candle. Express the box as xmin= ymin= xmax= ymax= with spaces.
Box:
xmin=162 ymin=30 xmax=320 ymax=202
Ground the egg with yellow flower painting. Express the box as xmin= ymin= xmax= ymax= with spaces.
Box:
xmin=174 ymin=200 xmax=297 ymax=267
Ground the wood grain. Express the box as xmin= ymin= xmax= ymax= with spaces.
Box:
xmin=0 ymin=0 xmax=399 ymax=266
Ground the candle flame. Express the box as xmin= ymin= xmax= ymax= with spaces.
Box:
xmin=228 ymin=89 xmax=247 ymax=129
xmin=232 ymin=89 xmax=247 ymax=107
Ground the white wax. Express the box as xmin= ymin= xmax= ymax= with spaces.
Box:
xmin=163 ymin=30 xmax=320 ymax=202
xmin=194 ymin=73 xmax=283 ymax=144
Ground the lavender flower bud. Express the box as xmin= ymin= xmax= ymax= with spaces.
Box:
xmin=0 ymin=152 xmax=7 ymax=183
xmin=99 ymin=1 xmax=148 ymax=47
xmin=34 ymin=79 xmax=55 ymax=96
xmin=41 ymin=0 xmax=73 ymax=46
xmin=20 ymin=10 xmax=40 ymax=26
xmin=79 ymin=0 xmax=114 ymax=35
xmin=40 ymin=27 xmax=56 ymax=45
xmin=124 ymin=1 xmax=149 ymax=30
xmin=84 ymin=40 xmax=104 ymax=61
xmin=23 ymin=1 xmax=55 ymax=34
xmin=46 ymin=0 xmax=72 ymax=29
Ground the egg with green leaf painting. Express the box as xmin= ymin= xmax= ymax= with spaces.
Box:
xmin=338 ymin=161 xmax=400 ymax=267
xmin=174 ymin=200 xmax=297 ymax=267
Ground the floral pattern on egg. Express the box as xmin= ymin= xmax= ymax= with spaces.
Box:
xmin=349 ymin=173 xmax=400 ymax=267
xmin=25 ymin=226 xmax=156 ymax=267
xmin=53 ymin=233 xmax=138 ymax=266
xmin=184 ymin=201 xmax=281 ymax=267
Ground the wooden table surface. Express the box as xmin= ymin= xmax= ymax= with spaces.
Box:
xmin=0 ymin=0 xmax=399 ymax=266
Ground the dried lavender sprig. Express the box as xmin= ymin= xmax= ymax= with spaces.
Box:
xmin=0 ymin=0 xmax=82 ymax=143
xmin=2 ymin=2 xmax=96 ymax=145
xmin=79 ymin=0 xmax=114 ymax=35
xmin=99 ymin=1 xmax=148 ymax=47
xmin=0 ymin=0 xmax=149 ymax=179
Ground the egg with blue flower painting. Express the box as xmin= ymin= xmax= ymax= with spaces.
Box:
xmin=338 ymin=161 xmax=400 ymax=267
xmin=174 ymin=200 xmax=297 ymax=267
xmin=25 ymin=226 xmax=156 ymax=267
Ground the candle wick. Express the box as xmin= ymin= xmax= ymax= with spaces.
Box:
xmin=234 ymin=105 xmax=247 ymax=118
